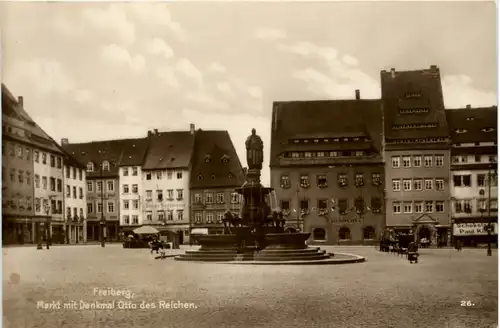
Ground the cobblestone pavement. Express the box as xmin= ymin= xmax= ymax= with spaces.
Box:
xmin=3 ymin=245 xmax=497 ymax=328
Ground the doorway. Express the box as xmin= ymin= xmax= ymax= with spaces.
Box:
xmin=177 ymin=230 xmax=184 ymax=244
xmin=418 ymin=226 xmax=431 ymax=240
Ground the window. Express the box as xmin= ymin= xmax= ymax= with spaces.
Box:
xmin=490 ymin=199 xmax=498 ymax=212
xmin=318 ymin=199 xmax=328 ymax=209
xmin=87 ymin=202 xmax=93 ymax=213
xmin=107 ymin=181 xmax=114 ymax=192
xmin=435 ymin=155 xmax=444 ymax=167
xmin=338 ymin=199 xmax=348 ymax=214
xmin=50 ymin=177 xmax=55 ymax=191
xmin=16 ymin=146 xmax=23 ymax=158
xmin=79 ymin=187 xmax=83 ymax=199
xmin=355 ymin=197 xmax=365 ymax=213
xmin=42 ymin=153 xmax=47 ymax=164
xmin=132 ymin=184 xmax=138 ymax=194
xmin=132 ymin=215 xmax=139 ymax=224
xmin=132 ymin=200 xmax=138 ymax=209
xmin=146 ymin=190 xmax=152 ymax=200
xmin=216 ymin=192 xmax=224 ymax=203
xmin=339 ymin=227 xmax=351 ymax=240
xmin=453 ymin=175 xmax=471 ymax=187
xmin=26 ymin=172 xmax=32 ymax=186
xmin=194 ymin=194 xmax=202 ymax=204
xmin=403 ymin=179 xmax=412 ymax=191
xmin=424 ymin=179 xmax=433 ymax=190
xmin=300 ymin=199 xmax=309 ymax=211
xmin=97 ymin=202 xmax=103 ymax=213
xmin=73 ymin=186 xmax=77 ymax=198
xmin=132 ymin=167 xmax=138 ymax=176
xmin=146 ymin=212 xmax=153 ymax=221
xmin=42 ymin=176 xmax=47 ymax=189
xmin=392 ymin=179 xmax=401 ymax=191
xmin=413 ymin=179 xmax=422 ymax=191
xmin=488 ymin=155 xmax=497 ymax=163
xmin=313 ymin=228 xmax=326 ymax=241
xmin=231 ymin=192 xmax=239 ymax=204
xmin=403 ymin=202 xmax=412 ymax=213
xmin=402 ymin=156 xmax=411 ymax=168
xmin=177 ymin=210 xmax=184 ymax=221
xmin=146 ymin=172 xmax=152 ymax=180
xmin=391 ymin=156 xmax=400 ymax=168
xmin=372 ymin=173 xmax=381 ymax=186
xmin=338 ymin=173 xmax=348 ymax=187
xmin=167 ymin=170 xmax=173 ymax=179
xmin=475 ymin=155 xmax=482 ymax=163
xmin=156 ymin=171 xmax=162 ymax=180
xmin=167 ymin=189 xmax=174 ymax=200
xmin=123 ymin=185 xmax=129 ymax=194
xmin=87 ymin=181 xmax=93 ymax=192
xmin=460 ymin=156 xmax=468 ymax=163
xmin=425 ymin=201 xmax=434 ymax=213
xmin=87 ymin=162 xmax=94 ymax=172
xmin=414 ymin=201 xmax=423 ymax=213
xmin=206 ymin=212 xmax=214 ymax=223
xmin=281 ymin=200 xmax=290 ymax=210
xmin=177 ymin=189 xmax=184 ymax=200
xmin=123 ymin=200 xmax=129 ymax=209
xmin=206 ymin=193 xmax=213 ymax=204
xmin=280 ymin=175 xmax=290 ymax=188
xmin=305 ymin=152 xmax=312 ymax=158
xmin=66 ymin=167 xmax=71 ymax=179
xmin=102 ymin=161 xmax=110 ymax=171
xmin=35 ymin=175 xmax=40 ymax=188
xmin=97 ymin=181 xmax=102 ymax=192
xmin=393 ymin=202 xmax=401 ymax=214
xmin=363 ymin=226 xmax=375 ymax=240
xmin=25 ymin=148 xmax=30 ymax=161
xmin=477 ymin=174 xmax=486 ymax=187
xmin=317 ymin=174 xmax=327 ymax=188
xmin=424 ymin=155 xmax=432 ymax=167
xmin=167 ymin=211 xmax=173 ymax=221
xmin=435 ymin=179 xmax=444 ymax=191
xmin=370 ymin=197 xmax=382 ymax=212
xmin=123 ymin=215 xmax=130 ymax=224
xmin=123 ymin=168 xmax=129 ymax=176
xmin=34 ymin=151 xmax=39 ymax=162
xmin=158 ymin=211 xmax=165 ymax=222
xmin=435 ymin=201 xmax=444 ymax=212
xmin=157 ymin=190 xmax=163 ymax=201
xmin=50 ymin=155 xmax=55 ymax=167
xmin=300 ymin=174 xmax=310 ymax=188
xmin=108 ymin=202 xmax=114 ymax=213
xmin=355 ymin=173 xmax=364 ymax=187
xmin=177 ymin=171 xmax=183 ymax=179
xmin=194 ymin=212 xmax=202 ymax=223
xmin=79 ymin=170 xmax=82 ymax=181
xmin=452 ymin=156 xmax=460 ymax=164
xmin=217 ymin=212 xmax=224 ymax=223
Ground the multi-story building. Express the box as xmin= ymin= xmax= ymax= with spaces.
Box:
xmin=118 ymin=138 xmax=149 ymax=232
xmin=141 ymin=127 xmax=195 ymax=244
xmin=270 ymin=91 xmax=386 ymax=245
xmin=62 ymin=148 xmax=87 ymax=243
xmin=62 ymin=139 xmax=123 ymax=241
xmin=446 ymin=105 xmax=498 ymax=246
xmin=2 ymin=86 xmax=35 ymax=244
xmin=382 ymin=65 xmax=452 ymax=246
xmin=190 ymin=129 xmax=246 ymax=235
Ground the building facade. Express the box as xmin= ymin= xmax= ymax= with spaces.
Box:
xmin=270 ymin=94 xmax=386 ymax=245
xmin=447 ymin=106 xmax=498 ymax=246
xmin=190 ymin=130 xmax=246 ymax=236
xmin=382 ymin=66 xmax=452 ymax=246
xmin=63 ymin=152 xmax=87 ymax=243
xmin=140 ymin=128 xmax=195 ymax=244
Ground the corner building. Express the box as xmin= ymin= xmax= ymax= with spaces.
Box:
xmin=446 ymin=106 xmax=498 ymax=246
xmin=382 ymin=66 xmax=451 ymax=246
xmin=270 ymin=92 xmax=386 ymax=245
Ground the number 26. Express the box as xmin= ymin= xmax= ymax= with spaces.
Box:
xmin=461 ymin=300 xmax=474 ymax=307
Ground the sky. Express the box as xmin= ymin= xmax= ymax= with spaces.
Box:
xmin=1 ymin=1 xmax=497 ymax=186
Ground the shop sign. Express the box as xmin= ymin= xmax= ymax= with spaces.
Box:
xmin=453 ymin=223 xmax=497 ymax=236
xmin=330 ymin=218 xmax=362 ymax=224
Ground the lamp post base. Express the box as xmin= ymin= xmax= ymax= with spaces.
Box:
xmin=37 ymin=244 xmax=43 ymax=250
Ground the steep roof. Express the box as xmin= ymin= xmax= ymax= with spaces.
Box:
xmin=446 ymin=106 xmax=497 ymax=144
xmin=2 ymin=83 xmax=63 ymax=154
xmin=270 ymin=99 xmax=383 ymax=166
xmin=62 ymin=138 xmax=147 ymax=178
xmin=381 ymin=66 xmax=449 ymax=140
xmin=142 ymin=131 xmax=195 ymax=170
xmin=190 ymin=130 xmax=245 ymax=189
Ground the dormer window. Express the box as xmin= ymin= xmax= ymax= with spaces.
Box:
xmin=405 ymin=92 xmax=421 ymax=98
xmin=102 ymin=161 xmax=110 ymax=171
xmin=197 ymin=174 xmax=204 ymax=180
xmin=228 ymin=173 xmax=234 ymax=179
xmin=211 ymin=174 xmax=216 ymax=179
xmin=482 ymin=128 xmax=495 ymax=133
xmin=465 ymin=117 xmax=474 ymax=121
xmin=86 ymin=162 xmax=94 ymax=172
xmin=204 ymin=155 xmax=211 ymax=163
xmin=221 ymin=155 xmax=230 ymax=163
xmin=293 ymin=140 xmax=299 ymax=144
xmin=455 ymin=129 xmax=468 ymax=134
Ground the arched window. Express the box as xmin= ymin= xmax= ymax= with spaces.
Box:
xmin=102 ymin=161 xmax=110 ymax=171
xmin=86 ymin=162 xmax=94 ymax=172
xmin=363 ymin=226 xmax=375 ymax=240
xmin=313 ymin=228 xmax=326 ymax=241
xmin=221 ymin=155 xmax=230 ymax=163
xmin=197 ymin=174 xmax=204 ymax=180
xmin=339 ymin=227 xmax=351 ymax=240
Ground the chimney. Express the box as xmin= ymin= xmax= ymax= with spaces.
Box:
xmin=355 ymin=89 xmax=360 ymax=100
xmin=190 ymin=123 xmax=195 ymax=135
xmin=61 ymin=138 xmax=69 ymax=145
xmin=430 ymin=65 xmax=438 ymax=72
xmin=390 ymin=68 xmax=396 ymax=78
xmin=18 ymin=96 xmax=23 ymax=107
xmin=147 ymin=130 xmax=152 ymax=138
xmin=154 ymin=129 xmax=158 ymax=135
xmin=466 ymin=104 xmax=471 ymax=109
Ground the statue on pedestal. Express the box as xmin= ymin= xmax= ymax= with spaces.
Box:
xmin=245 ymin=128 xmax=263 ymax=171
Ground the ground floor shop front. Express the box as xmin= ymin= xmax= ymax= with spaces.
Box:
xmin=86 ymin=220 xmax=120 ymax=242
xmin=452 ymin=219 xmax=498 ymax=248
xmin=121 ymin=224 xmax=190 ymax=245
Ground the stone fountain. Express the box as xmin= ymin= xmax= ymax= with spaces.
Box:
xmin=175 ymin=129 xmax=364 ymax=264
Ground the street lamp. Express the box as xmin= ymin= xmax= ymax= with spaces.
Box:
xmin=100 ymin=161 xmax=106 ymax=248
xmin=43 ymin=198 xmax=53 ymax=250
xmin=485 ymin=158 xmax=497 ymax=256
